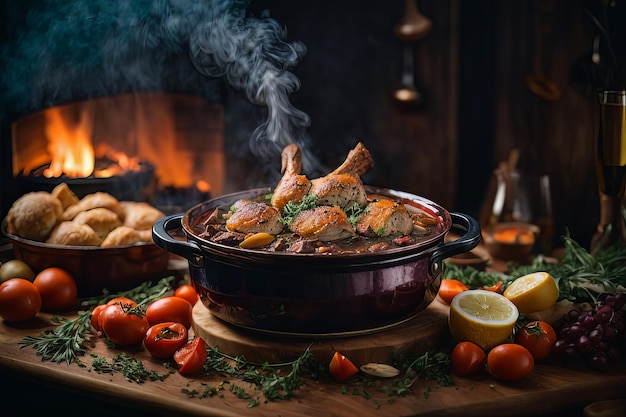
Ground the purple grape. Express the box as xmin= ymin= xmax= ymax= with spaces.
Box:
xmin=576 ymin=334 xmax=592 ymax=354
xmin=566 ymin=309 xmax=580 ymax=322
xmin=589 ymin=328 xmax=603 ymax=343
xmin=602 ymin=326 xmax=616 ymax=341
xmin=594 ymin=305 xmax=613 ymax=324
xmin=589 ymin=353 xmax=609 ymax=371
xmin=552 ymin=339 xmax=570 ymax=356
xmin=581 ymin=315 xmax=597 ymax=330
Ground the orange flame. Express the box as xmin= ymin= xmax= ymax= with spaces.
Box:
xmin=43 ymin=107 xmax=94 ymax=178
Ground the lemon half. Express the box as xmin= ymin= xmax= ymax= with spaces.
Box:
xmin=503 ymin=272 xmax=559 ymax=314
xmin=448 ymin=289 xmax=519 ymax=351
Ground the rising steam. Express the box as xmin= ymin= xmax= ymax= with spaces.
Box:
xmin=1 ymin=0 xmax=312 ymax=163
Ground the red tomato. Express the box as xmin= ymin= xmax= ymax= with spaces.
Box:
xmin=144 ymin=322 xmax=189 ymax=359
xmin=174 ymin=337 xmax=207 ymax=374
xmin=33 ymin=267 xmax=77 ymax=311
xmin=487 ymin=344 xmax=534 ymax=381
xmin=146 ymin=296 xmax=193 ymax=328
xmin=0 ymin=278 xmax=42 ymax=322
xmin=451 ymin=341 xmax=487 ymax=376
xmin=438 ymin=279 xmax=469 ymax=305
xmin=91 ymin=304 xmax=107 ymax=332
xmin=483 ymin=281 xmax=504 ymax=294
xmin=328 ymin=351 xmax=359 ymax=382
xmin=99 ymin=303 xmax=149 ymax=345
xmin=514 ymin=320 xmax=557 ymax=360
xmin=106 ymin=297 xmax=137 ymax=307
xmin=174 ymin=285 xmax=199 ymax=306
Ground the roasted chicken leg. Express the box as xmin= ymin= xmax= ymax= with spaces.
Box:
xmin=289 ymin=205 xmax=355 ymax=241
xmin=225 ymin=200 xmax=284 ymax=235
xmin=310 ymin=142 xmax=374 ymax=210
xmin=355 ymin=198 xmax=414 ymax=237
xmin=270 ymin=144 xmax=312 ymax=212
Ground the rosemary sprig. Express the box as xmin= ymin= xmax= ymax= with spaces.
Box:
xmin=18 ymin=310 xmax=94 ymax=365
xmin=444 ymin=234 xmax=626 ymax=305
xmin=81 ymin=276 xmax=175 ymax=308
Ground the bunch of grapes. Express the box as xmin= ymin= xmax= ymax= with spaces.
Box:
xmin=552 ymin=291 xmax=625 ymax=371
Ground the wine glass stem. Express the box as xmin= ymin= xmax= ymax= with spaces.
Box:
xmin=592 ymin=193 xmax=626 ymax=251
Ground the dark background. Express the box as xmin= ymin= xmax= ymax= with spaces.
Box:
xmin=1 ymin=0 xmax=625 ymax=252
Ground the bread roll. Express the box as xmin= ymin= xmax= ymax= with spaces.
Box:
xmin=46 ymin=221 xmax=103 ymax=246
xmin=62 ymin=192 xmax=124 ymax=221
xmin=101 ymin=226 xmax=144 ymax=248
xmin=51 ymin=182 xmax=80 ymax=210
xmin=6 ymin=192 xmax=63 ymax=241
xmin=73 ymin=208 xmax=122 ymax=239
xmin=120 ymin=201 xmax=165 ymax=230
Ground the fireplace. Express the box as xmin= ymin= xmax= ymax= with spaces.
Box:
xmin=5 ymin=92 xmax=225 ymax=215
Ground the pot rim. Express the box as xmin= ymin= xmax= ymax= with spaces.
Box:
xmin=178 ymin=185 xmax=453 ymax=267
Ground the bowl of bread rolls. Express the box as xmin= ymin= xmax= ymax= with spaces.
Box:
xmin=2 ymin=182 xmax=170 ymax=296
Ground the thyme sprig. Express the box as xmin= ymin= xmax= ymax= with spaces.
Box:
xmin=196 ymin=344 xmax=319 ymax=406
xmin=385 ymin=351 xmax=453 ymax=399
xmin=18 ymin=310 xmax=94 ymax=365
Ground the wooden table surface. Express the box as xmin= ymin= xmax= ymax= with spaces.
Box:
xmin=2 ymin=298 xmax=626 ymax=417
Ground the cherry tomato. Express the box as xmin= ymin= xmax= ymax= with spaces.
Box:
xmin=175 ymin=285 xmax=199 ymax=306
xmin=483 ymin=281 xmax=504 ymax=294
xmin=99 ymin=302 xmax=149 ymax=345
xmin=514 ymin=320 xmax=557 ymax=360
xmin=487 ymin=344 xmax=534 ymax=381
xmin=146 ymin=296 xmax=193 ymax=328
xmin=451 ymin=341 xmax=487 ymax=376
xmin=328 ymin=351 xmax=359 ymax=382
xmin=33 ymin=267 xmax=77 ymax=311
xmin=91 ymin=304 xmax=107 ymax=332
xmin=438 ymin=279 xmax=469 ymax=305
xmin=174 ymin=337 xmax=207 ymax=374
xmin=106 ymin=297 xmax=137 ymax=307
xmin=144 ymin=322 xmax=189 ymax=359
xmin=0 ymin=278 xmax=42 ymax=322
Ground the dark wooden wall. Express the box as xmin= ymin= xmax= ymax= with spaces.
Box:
xmin=2 ymin=0 xmax=625 ymax=252
xmin=247 ymin=0 xmax=625 ymax=251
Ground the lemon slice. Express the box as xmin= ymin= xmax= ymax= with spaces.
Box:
xmin=503 ymin=272 xmax=559 ymax=314
xmin=448 ymin=289 xmax=519 ymax=351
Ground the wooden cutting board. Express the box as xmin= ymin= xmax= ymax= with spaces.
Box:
xmin=192 ymin=299 xmax=452 ymax=365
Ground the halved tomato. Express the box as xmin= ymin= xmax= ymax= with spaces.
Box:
xmin=174 ymin=337 xmax=207 ymax=375
xmin=144 ymin=322 xmax=189 ymax=359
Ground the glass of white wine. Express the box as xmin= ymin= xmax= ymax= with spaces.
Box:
xmin=592 ymin=90 xmax=626 ymax=251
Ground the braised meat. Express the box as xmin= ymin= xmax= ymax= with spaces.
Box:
xmin=355 ymin=198 xmax=414 ymax=237
xmin=225 ymin=200 xmax=283 ymax=235
xmin=289 ymin=205 xmax=355 ymax=241
xmin=270 ymin=144 xmax=312 ymax=212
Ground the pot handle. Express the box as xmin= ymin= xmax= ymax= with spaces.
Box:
xmin=428 ymin=212 xmax=481 ymax=276
xmin=152 ymin=214 xmax=204 ymax=268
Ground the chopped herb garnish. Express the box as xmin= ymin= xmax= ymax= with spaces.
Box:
xmin=91 ymin=352 xmax=170 ymax=383
xmin=280 ymin=194 xmax=318 ymax=225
